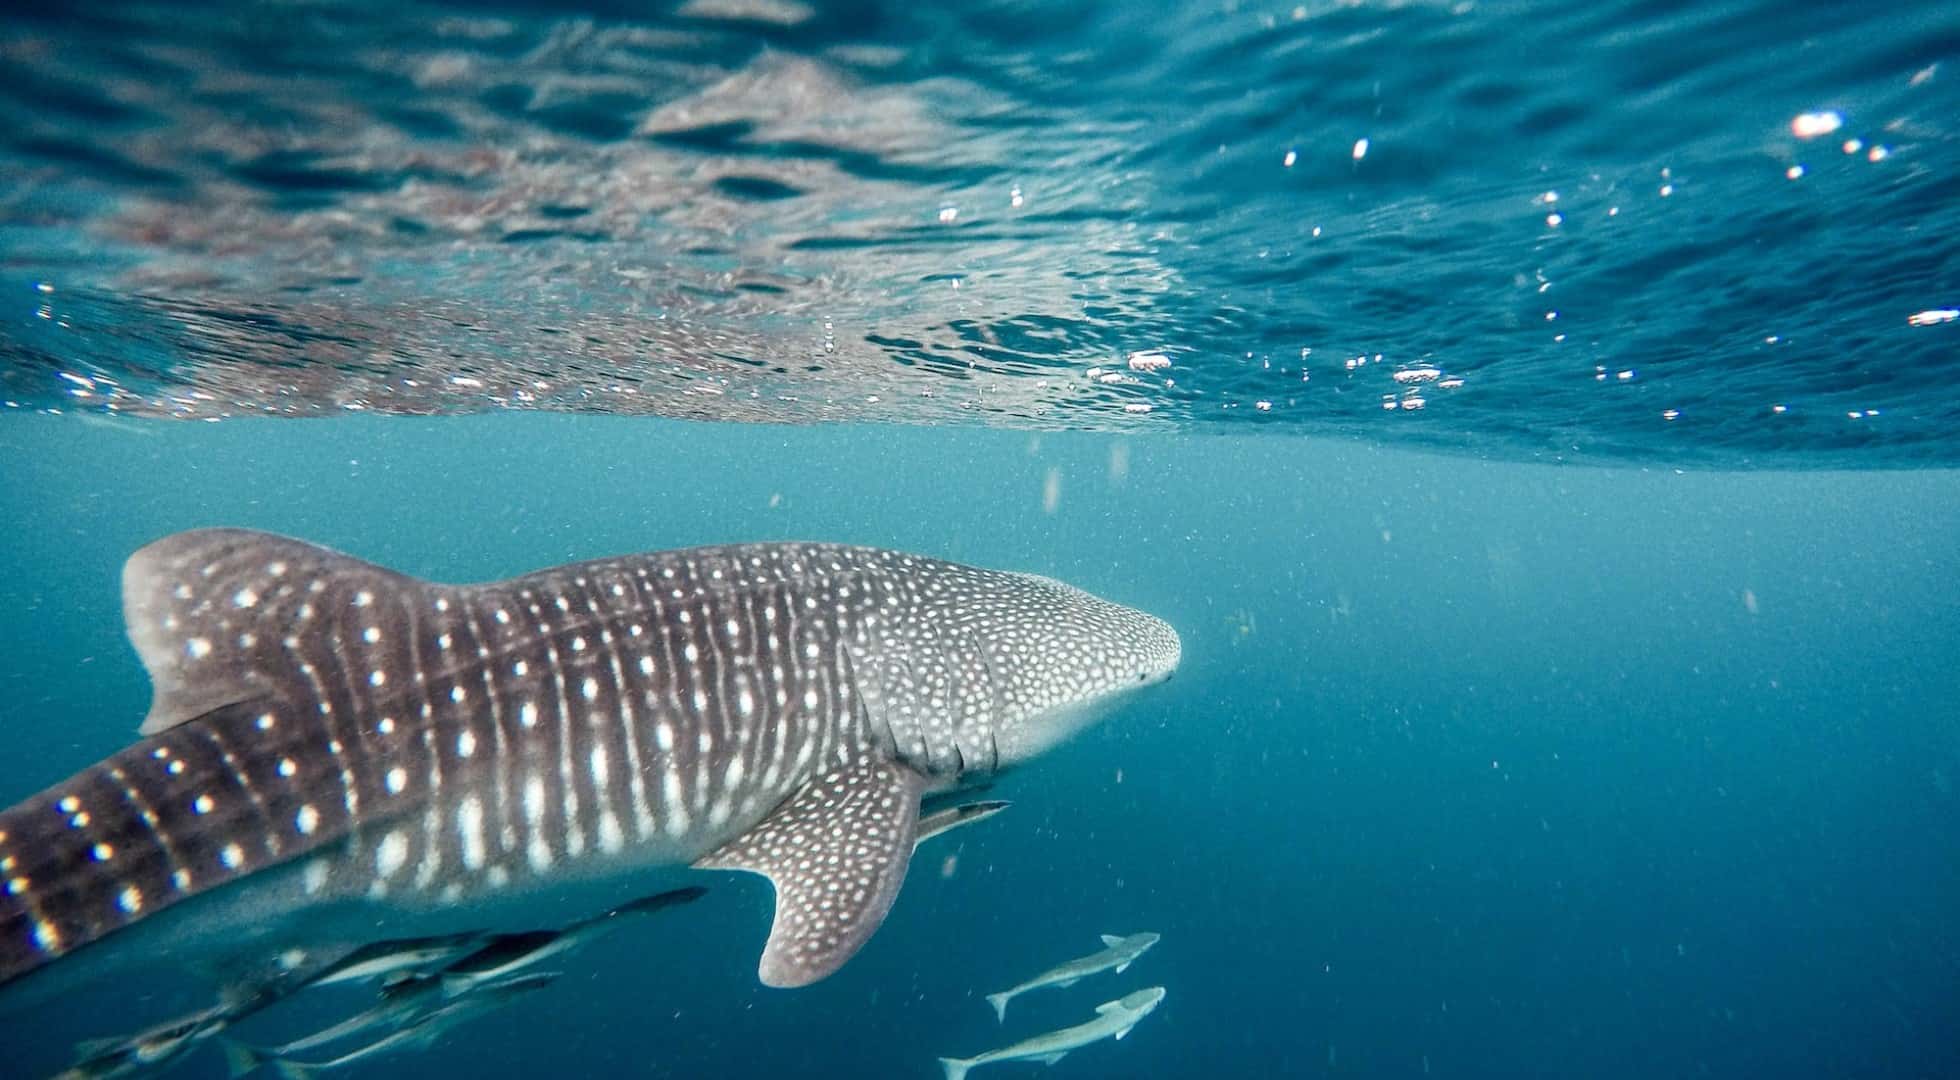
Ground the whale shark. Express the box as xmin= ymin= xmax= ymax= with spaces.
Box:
xmin=0 ymin=529 xmax=1179 ymax=1002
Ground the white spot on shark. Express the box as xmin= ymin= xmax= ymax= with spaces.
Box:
xmin=376 ymin=831 xmax=408 ymax=878
xmin=459 ymin=795 xmax=486 ymax=870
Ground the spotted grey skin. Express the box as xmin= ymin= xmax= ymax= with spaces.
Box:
xmin=0 ymin=529 xmax=1179 ymax=991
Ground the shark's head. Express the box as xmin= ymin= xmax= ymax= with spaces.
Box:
xmin=980 ymin=572 xmax=1180 ymax=766
xmin=858 ymin=561 xmax=1180 ymax=782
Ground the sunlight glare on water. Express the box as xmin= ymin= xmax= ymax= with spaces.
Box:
xmin=0 ymin=0 xmax=1955 ymax=465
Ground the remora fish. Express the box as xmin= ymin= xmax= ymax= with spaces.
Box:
xmin=223 ymin=972 xmax=555 ymax=1079
xmin=250 ymin=977 xmax=442 ymax=1059
xmin=53 ymin=1000 xmax=239 ymax=1080
xmin=984 ymin=931 xmax=1161 ymax=1021
xmin=416 ymin=885 xmax=704 ymax=995
xmin=940 ymin=986 xmax=1166 ymax=1080
xmin=298 ymin=931 xmax=488 ymax=991
xmin=913 ymin=801 xmax=1010 ymax=849
xmin=0 ymin=530 xmax=1179 ymax=995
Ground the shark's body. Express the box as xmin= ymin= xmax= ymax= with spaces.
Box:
xmin=0 ymin=530 xmax=1179 ymax=1008
xmin=984 ymin=932 xmax=1161 ymax=1021
xmin=940 ymin=986 xmax=1166 ymax=1080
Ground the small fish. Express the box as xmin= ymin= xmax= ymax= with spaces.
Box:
xmin=914 ymin=801 xmax=1010 ymax=849
xmin=299 ymin=932 xmax=489 ymax=991
xmin=54 ymin=1000 xmax=238 ymax=1079
xmin=940 ymin=986 xmax=1166 ymax=1080
xmin=419 ymin=886 xmax=705 ymax=996
xmin=984 ymin=932 xmax=1160 ymax=1022
xmin=249 ymin=976 xmax=446 ymax=1059
xmin=223 ymin=972 xmax=557 ymax=1079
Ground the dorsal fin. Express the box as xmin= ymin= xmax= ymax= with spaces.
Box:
xmin=122 ymin=528 xmax=424 ymax=735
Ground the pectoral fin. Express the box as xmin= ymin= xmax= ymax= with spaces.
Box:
xmin=1037 ymin=1051 xmax=1069 ymax=1065
xmin=696 ymin=757 xmax=927 ymax=988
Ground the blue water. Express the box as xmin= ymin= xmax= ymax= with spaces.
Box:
xmin=3 ymin=416 xmax=1956 ymax=1077
xmin=2 ymin=1 xmax=1958 ymax=1078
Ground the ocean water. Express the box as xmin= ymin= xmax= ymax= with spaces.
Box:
xmin=2 ymin=1 xmax=1958 ymax=1078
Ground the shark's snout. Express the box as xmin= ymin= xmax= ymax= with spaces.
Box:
xmin=1131 ymin=614 xmax=1181 ymax=688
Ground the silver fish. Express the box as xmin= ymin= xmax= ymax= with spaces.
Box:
xmin=415 ymin=885 xmax=704 ymax=996
xmin=984 ymin=932 xmax=1161 ymax=1021
xmin=54 ymin=997 xmax=248 ymax=1079
xmin=940 ymin=986 xmax=1166 ymax=1080
xmin=297 ymin=932 xmax=489 ymax=991
xmin=914 ymin=800 xmax=1011 ymax=849
xmin=221 ymin=972 xmax=556 ymax=1079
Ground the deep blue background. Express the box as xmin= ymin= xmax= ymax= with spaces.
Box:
xmin=1 ymin=414 xmax=1955 ymax=1077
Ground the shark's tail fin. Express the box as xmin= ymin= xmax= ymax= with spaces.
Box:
xmin=939 ymin=1057 xmax=975 ymax=1080
xmin=985 ymin=991 xmax=1012 ymax=1023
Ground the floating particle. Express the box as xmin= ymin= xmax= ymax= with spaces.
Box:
xmin=937 ymin=206 xmax=959 ymax=224
xmin=1126 ymin=350 xmax=1172 ymax=372
xmin=1352 ymin=137 xmax=1369 ymax=160
xmin=1907 ymin=309 xmax=1957 ymax=326
xmin=1283 ymin=149 xmax=1297 ymax=167
xmin=1255 ymin=400 xmax=1272 ymax=411
xmin=1392 ymin=367 xmax=1441 ymax=384
xmin=1785 ymin=165 xmax=1804 ymax=180
xmin=1122 ymin=402 xmax=1152 ymax=414
xmin=1791 ymin=111 xmax=1843 ymax=138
